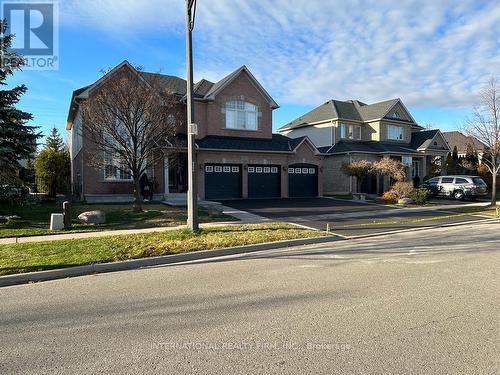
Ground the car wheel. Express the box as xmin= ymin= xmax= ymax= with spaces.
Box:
xmin=453 ymin=190 xmax=464 ymax=200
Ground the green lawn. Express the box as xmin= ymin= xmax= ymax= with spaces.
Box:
xmin=0 ymin=201 xmax=234 ymax=238
xmin=444 ymin=206 xmax=500 ymax=217
xmin=0 ymin=223 xmax=322 ymax=276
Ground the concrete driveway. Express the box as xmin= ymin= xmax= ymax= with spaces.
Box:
xmin=223 ymin=198 xmax=490 ymax=235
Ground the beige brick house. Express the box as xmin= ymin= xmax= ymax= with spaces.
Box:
xmin=66 ymin=61 xmax=323 ymax=202
xmin=278 ymin=99 xmax=451 ymax=194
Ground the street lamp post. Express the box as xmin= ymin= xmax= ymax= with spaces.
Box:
xmin=185 ymin=0 xmax=198 ymax=232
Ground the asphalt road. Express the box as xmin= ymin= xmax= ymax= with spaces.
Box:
xmin=1 ymin=222 xmax=499 ymax=374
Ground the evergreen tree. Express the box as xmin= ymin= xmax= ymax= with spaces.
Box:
xmin=446 ymin=146 xmax=460 ymax=174
xmin=44 ymin=127 xmax=65 ymax=152
xmin=0 ymin=20 xmax=41 ymax=182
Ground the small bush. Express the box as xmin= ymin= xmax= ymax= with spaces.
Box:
xmin=409 ymin=188 xmax=432 ymax=205
xmin=382 ymin=191 xmax=397 ymax=203
xmin=391 ymin=181 xmax=414 ymax=199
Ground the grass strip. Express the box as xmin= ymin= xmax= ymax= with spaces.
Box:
xmin=0 ymin=223 xmax=322 ymax=276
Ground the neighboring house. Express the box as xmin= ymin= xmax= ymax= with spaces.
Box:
xmin=442 ymin=131 xmax=487 ymax=161
xmin=278 ymin=99 xmax=451 ymax=194
xmin=66 ymin=61 xmax=322 ymax=202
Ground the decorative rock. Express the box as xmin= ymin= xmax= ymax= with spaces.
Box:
xmin=50 ymin=213 xmax=65 ymax=231
xmin=78 ymin=210 xmax=106 ymax=225
xmin=397 ymin=198 xmax=413 ymax=205
xmin=6 ymin=215 xmax=21 ymax=220
xmin=206 ymin=204 xmax=223 ymax=216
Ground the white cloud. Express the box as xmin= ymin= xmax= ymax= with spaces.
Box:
xmin=61 ymin=0 xmax=500 ymax=108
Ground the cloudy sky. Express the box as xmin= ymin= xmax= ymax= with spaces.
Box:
xmin=7 ymin=0 xmax=500 ymax=138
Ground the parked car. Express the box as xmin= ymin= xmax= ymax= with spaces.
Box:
xmin=420 ymin=175 xmax=488 ymax=200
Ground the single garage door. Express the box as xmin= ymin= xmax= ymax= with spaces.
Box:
xmin=288 ymin=163 xmax=318 ymax=197
xmin=248 ymin=165 xmax=281 ymax=198
xmin=205 ymin=164 xmax=242 ymax=200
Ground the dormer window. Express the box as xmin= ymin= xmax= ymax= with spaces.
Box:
xmin=387 ymin=125 xmax=405 ymax=140
xmin=225 ymin=100 xmax=258 ymax=130
xmin=340 ymin=123 xmax=361 ymax=140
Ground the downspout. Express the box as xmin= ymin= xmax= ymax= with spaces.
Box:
xmin=331 ymin=120 xmax=336 ymax=146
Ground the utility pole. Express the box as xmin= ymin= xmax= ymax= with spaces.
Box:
xmin=185 ymin=0 xmax=198 ymax=231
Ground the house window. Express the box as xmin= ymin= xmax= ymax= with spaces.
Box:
xmin=392 ymin=111 xmax=401 ymax=119
xmin=225 ymin=100 xmax=258 ymax=130
xmin=387 ymin=125 xmax=405 ymax=140
xmin=103 ymin=152 xmax=132 ymax=181
xmin=340 ymin=124 xmax=361 ymax=140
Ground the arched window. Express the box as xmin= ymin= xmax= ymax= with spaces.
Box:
xmin=225 ymin=100 xmax=258 ymax=130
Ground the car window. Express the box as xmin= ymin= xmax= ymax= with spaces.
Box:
xmin=472 ymin=177 xmax=487 ymax=185
xmin=455 ymin=178 xmax=469 ymax=184
xmin=427 ymin=177 xmax=439 ymax=185
xmin=441 ymin=177 xmax=454 ymax=183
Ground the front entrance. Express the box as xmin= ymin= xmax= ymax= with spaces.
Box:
xmin=248 ymin=165 xmax=281 ymax=198
xmin=205 ymin=164 xmax=242 ymax=200
xmin=167 ymin=154 xmax=188 ymax=193
xmin=288 ymin=163 xmax=318 ymax=197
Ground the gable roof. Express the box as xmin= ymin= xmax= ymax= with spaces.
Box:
xmin=279 ymin=98 xmax=418 ymax=131
xmin=409 ymin=129 xmax=441 ymax=150
xmin=442 ymin=131 xmax=487 ymax=153
xmin=67 ymin=62 xmax=279 ymax=129
xmin=317 ymin=129 xmax=450 ymax=155
xmin=202 ymin=66 xmax=279 ymax=109
xmin=196 ymin=134 xmax=317 ymax=153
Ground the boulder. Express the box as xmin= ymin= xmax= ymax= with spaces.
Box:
xmin=397 ymin=198 xmax=413 ymax=205
xmin=78 ymin=210 xmax=106 ymax=225
xmin=6 ymin=215 xmax=21 ymax=221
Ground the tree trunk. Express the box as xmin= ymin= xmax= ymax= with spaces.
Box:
xmin=491 ymin=171 xmax=497 ymax=206
xmin=133 ymin=178 xmax=143 ymax=212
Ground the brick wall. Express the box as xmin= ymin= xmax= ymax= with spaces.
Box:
xmin=194 ymin=70 xmax=273 ymax=140
xmin=196 ymin=141 xmax=322 ymax=199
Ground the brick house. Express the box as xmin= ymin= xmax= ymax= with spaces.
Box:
xmin=66 ymin=61 xmax=323 ymax=202
xmin=278 ymin=99 xmax=451 ymax=195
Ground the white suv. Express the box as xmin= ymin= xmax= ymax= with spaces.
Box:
xmin=420 ymin=175 xmax=488 ymax=200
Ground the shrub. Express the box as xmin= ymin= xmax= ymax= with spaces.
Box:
xmin=382 ymin=191 xmax=397 ymax=203
xmin=390 ymin=181 xmax=414 ymax=199
xmin=408 ymin=188 xmax=432 ymax=205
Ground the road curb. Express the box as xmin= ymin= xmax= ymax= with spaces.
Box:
xmin=0 ymin=235 xmax=338 ymax=287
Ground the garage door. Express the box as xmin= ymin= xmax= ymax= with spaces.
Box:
xmin=248 ymin=165 xmax=281 ymax=198
xmin=288 ymin=163 xmax=318 ymax=197
xmin=205 ymin=164 xmax=242 ymax=200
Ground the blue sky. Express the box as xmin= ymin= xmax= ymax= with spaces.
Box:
xmin=6 ymin=0 xmax=500 ymax=142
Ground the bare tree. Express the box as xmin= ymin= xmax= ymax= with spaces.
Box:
xmin=463 ymin=76 xmax=499 ymax=206
xmin=373 ymin=158 xmax=407 ymax=183
xmin=341 ymin=160 xmax=373 ymax=193
xmin=80 ymin=65 xmax=183 ymax=211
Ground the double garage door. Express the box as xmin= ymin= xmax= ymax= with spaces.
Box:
xmin=205 ymin=163 xmax=317 ymax=200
